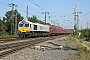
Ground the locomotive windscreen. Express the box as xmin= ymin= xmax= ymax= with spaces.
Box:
xmin=25 ymin=23 xmax=29 ymax=27
xmin=19 ymin=24 xmax=23 ymax=27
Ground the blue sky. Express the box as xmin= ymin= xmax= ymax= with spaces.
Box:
xmin=0 ymin=0 xmax=90 ymax=29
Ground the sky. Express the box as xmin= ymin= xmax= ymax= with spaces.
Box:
xmin=0 ymin=0 xmax=90 ymax=29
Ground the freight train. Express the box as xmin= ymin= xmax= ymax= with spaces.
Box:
xmin=18 ymin=19 xmax=72 ymax=38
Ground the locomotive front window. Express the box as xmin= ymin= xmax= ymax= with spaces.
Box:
xmin=25 ymin=24 xmax=29 ymax=27
xmin=19 ymin=24 xmax=23 ymax=27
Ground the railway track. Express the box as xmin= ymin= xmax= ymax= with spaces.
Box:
xmin=0 ymin=35 xmax=66 ymax=42
xmin=0 ymin=36 xmax=62 ymax=58
xmin=0 ymin=37 xmax=29 ymax=43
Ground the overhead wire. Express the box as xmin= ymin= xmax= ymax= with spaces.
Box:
xmin=40 ymin=0 xmax=59 ymax=15
xmin=28 ymin=0 xmax=46 ymax=11
xmin=82 ymin=11 xmax=90 ymax=17
xmin=0 ymin=1 xmax=46 ymax=19
xmin=0 ymin=1 xmax=34 ymax=16
xmin=33 ymin=0 xmax=47 ymax=11
xmin=0 ymin=1 xmax=63 ymax=20
xmin=40 ymin=0 xmax=62 ymax=20
xmin=17 ymin=8 xmax=33 ymax=15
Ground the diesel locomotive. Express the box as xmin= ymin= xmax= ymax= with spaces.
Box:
xmin=18 ymin=19 xmax=72 ymax=38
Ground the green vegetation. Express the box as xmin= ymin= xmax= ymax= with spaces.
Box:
xmin=82 ymin=41 xmax=90 ymax=48
xmin=71 ymin=28 xmax=90 ymax=60
xmin=72 ymin=37 xmax=90 ymax=60
xmin=28 ymin=15 xmax=45 ymax=24
xmin=0 ymin=33 xmax=18 ymax=38
xmin=66 ymin=37 xmax=90 ymax=60
xmin=0 ymin=19 xmax=7 ymax=35
xmin=0 ymin=10 xmax=23 ymax=37
xmin=0 ymin=10 xmax=46 ymax=38
xmin=79 ymin=29 xmax=90 ymax=37
xmin=72 ymin=29 xmax=90 ymax=39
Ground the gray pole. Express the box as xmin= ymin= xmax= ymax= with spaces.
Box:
xmin=76 ymin=12 xmax=82 ymax=30
xmin=42 ymin=12 xmax=49 ymax=24
xmin=87 ymin=22 xmax=88 ymax=29
xmin=15 ymin=12 xmax=17 ymax=34
xmin=11 ymin=16 xmax=12 ymax=35
xmin=73 ymin=3 xmax=77 ymax=32
xmin=54 ymin=20 xmax=55 ymax=26
xmin=73 ymin=3 xmax=82 ymax=31
xmin=45 ymin=13 xmax=46 ymax=24
xmin=77 ymin=15 xmax=78 ymax=30
xmin=26 ymin=6 xmax=28 ymax=19
xmin=81 ymin=24 xmax=82 ymax=30
xmin=12 ymin=3 xmax=14 ymax=35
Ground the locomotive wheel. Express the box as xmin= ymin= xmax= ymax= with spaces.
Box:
xmin=23 ymin=35 xmax=26 ymax=38
xmin=19 ymin=35 xmax=24 ymax=38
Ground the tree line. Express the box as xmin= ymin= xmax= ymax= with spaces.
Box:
xmin=79 ymin=29 xmax=90 ymax=37
xmin=1 ymin=10 xmax=90 ymax=38
xmin=0 ymin=10 xmax=46 ymax=36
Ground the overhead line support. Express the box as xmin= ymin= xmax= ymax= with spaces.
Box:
xmin=42 ymin=12 xmax=49 ymax=24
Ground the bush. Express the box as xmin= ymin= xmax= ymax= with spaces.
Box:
xmin=0 ymin=33 xmax=18 ymax=38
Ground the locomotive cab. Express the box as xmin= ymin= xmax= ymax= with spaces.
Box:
xmin=18 ymin=19 xmax=31 ymax=37
xmin=18 ymin=20 xmax=30 ymax=33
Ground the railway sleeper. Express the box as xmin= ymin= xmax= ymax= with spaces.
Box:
xmin=0 ymin=36 xmax=60 ymax=58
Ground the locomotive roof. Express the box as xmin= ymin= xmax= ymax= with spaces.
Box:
xmin=19 ymin=19 xmax=49 ymax=27
xmin=19 ymin=19 xmax=32 ymax=24
xmin=33 ymin=22 xmax=48 ymax=27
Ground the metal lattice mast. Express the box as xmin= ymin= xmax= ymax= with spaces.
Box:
xmin=73 ymin=3 xmax=77 ymax=32
xmin=76 ymin=12 xmax=82 ymax=30
xmin=8 ymin=3 xmax=17 ymax=35
xmin=73 ymin=3 xmax=82 ymax=31
xmin=15 ymin=12 xmax=17 ymax=34
xmin=42 ymin=12 xmax=49 ymax=24
xmin=26 ymin=6 xmax=28 ymax=19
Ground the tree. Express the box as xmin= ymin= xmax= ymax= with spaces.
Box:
xmin=79 ymin=29 xmax=90 ymax=37
xmin=28 ymin=15 xmax=45 ymax=24
xmin=0 ymin=19 xmax=7 ymax=35
xmin=3 ymin=10 xmax=23 ymax=34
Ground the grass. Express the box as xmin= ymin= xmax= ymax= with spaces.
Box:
xmin=66 ymin=36 xmax=90 ymax=60
xmin=82 ymin=41 xmax=90 ymax=48
xmin=0 ymin=33 xmax=19 ymax=38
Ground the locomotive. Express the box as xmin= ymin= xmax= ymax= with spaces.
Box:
xmin=18 ymin=19 xmax=50 ymax=38
xmin=18 ymin=19 xmax=72 ymax=38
